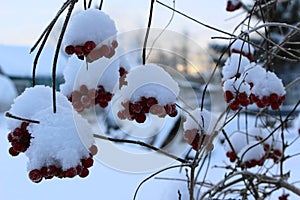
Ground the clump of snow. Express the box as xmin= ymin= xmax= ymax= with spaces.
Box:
xmin=62 ymin=8 xmax=117 ymax=49
xmin=230 ymin=39 xmax=254 ymax=57
xmin=223 ymin=77 xmax=251 ymax=94
xmin=243 ymin=63 xmax=266 ymax=86
xmin=6 ymin=85 xmax=71 ymax=130
xmin=183 ymin=108 xmax=216 ymax=134
xmin=222 ymin=53 xmax=250 ymax=81
xmin=238 ymin=141 xmax=265 ymax=162
xmin=0 ymin=74 xmax=18 ymax=112
xmin=120 ymin=64 xmax=179 ymax=105
xmin=26 ymin=105 xmax=94 ymax=171
xmin=251 ymin=71 xmax=286 ymax=98
xmin=224 ymin=131 xmax=253 ymax=152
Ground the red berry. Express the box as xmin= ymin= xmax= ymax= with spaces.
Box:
xmin=237 ymin=92 xmax=248 ymax=102
xmin=7 ymin=133 xmax=13 ymax=142
xmin=270 ymin=93 xmax=279 ymax=103
xmin=65 ymin=45 xmax=75 ymax=55
xmin=9 ymin=147 xmax=19 ymax=156
xmin=169 ymin=109 xmax=178 ymax=117
xmin=71 ymin=91 xmax=81 ymax=102
xmin=191 ymin=134 xmax=200 ymax=151
xmin=81 ymin=157 xmax=94 ymax=168
xmin=79 ymin=168 xmax=89 ymax=178
xmin=74 ymin=45 xmax=84 ymax=56
xmin=256 ymin=100 xmax=265 ymax=108
xmin=99 ymin=45 xmax=110 ymax=57
xmin=135 ymin=113 xmax=146 ymax=123
xmin=147 ymin=97 xmax=158 ymax=108
xmin=224 ymin=91 xmax=234 ymax=103
xmin=119 ymin=67 xmax=127 ymax=77
xmin=112 ymin=40 xmax=118 ymax=49
xmin=262 ymin=96 xmax=270 ymax=106
xmin=84 ymin=41 xmax=96 ymax=54
xmin=240 ymin=99 xmax=250 ymax=107
xmin=271 ymin=102 xmax=280 ymax=110
xmin=73 ymin=101 xmax=84 ymax=112
xmin=29 ymin=169 xmax=42 ymax=183
xmin=226 ymin=0 xmax=242 ymax=12
xmin=229 ymin=100 xmax=240 ymax=111
xmin=99 ymin=101 xmax=108 ymax=108
xmin=80 ymin=85 xmax=89 ymax=95
xmin=279 ymin=193 xmax=290 ymax=200
xmin=81 ymin=95 xmax=92 ymax=108
xmin=87 ymin=89 xmax=97 ymax=99
xmin=273 ymin=149 xmax=282 ymax=157
xmin=130 ymin=103 xmax=142 ymax=113
xmin=65 ymin=168 xmax=77 ymax=178
xmin=250 ymin=94 xmax=259 ymax=103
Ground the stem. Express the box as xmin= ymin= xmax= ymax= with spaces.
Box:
xmin=142 ymin=0 xmax=155 ymax=65
xmin=5 ymin=112 xmax=40 ymax=124
xmin=99 ymin=0 xmax=103 ymax=10
xmin=93 ymin=134 xmax=187 ymax=163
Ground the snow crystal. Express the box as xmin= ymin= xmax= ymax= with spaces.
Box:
xmin=62 ymin=8 xmax=117 ymax=49
xmin=120 ymin=64 xmax=179 ymax=105
xmin=0 ymin=74 xmax=17 ymax=112
xmin=6 ymin=85 xmax=72 ymax=130
xmin=183 ymin=108 xmax=216 ymax=134
xmin=238 ymin=141 xmax=265 ymax=162
xmin=222 ymin=53 xmax=250 ymax=81
xmin=251 ymin=71 xmax=286 ymax=97
xmin=223 ymin=77 xmax=251 ymax=94
xmin=230 ymin=39 xmax=254 ymax=55
xmin=26 ymin=105 xmax=94 ymax=171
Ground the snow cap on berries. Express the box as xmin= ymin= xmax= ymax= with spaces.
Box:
xmin=6 ymin=86 xmax=72 ymax=130
xmin=222 ymin=53 xmax=250 ymax=81
xmin=120 ymin=64 xmax=179 ymax=105
xmin=26 ymin=105 xmax=94 ymax=171
xmin=238 ymin=141 xmax=265 ymax=163
xmin=251 ymin=71 xmax=286 ymax=98
xmin=224 ymin=131 xmax=253 ymax=153
xmin=63 ymin=8 xmax=117 ymax=49
xmin=230 ymin=39 xmax=254 ymax=59
xmin=223 ymin=77 xmax=251 ymax=95
xmin=242 ymin=63 xmax=266 ymax=86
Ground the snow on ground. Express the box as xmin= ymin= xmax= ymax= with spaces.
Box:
xmin=1 ymin=111 xmax=300 ymax=199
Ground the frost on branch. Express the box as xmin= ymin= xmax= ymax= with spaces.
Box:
xmin=183 ymin=108 xmax=216 ymax=151
xmin=224 ymin=127 xmax=283 ymax=168
xmin=60 ymin=55 xmax=131 ymax=112
xmin=6 ymin=86 xmax=97 ymax=183
xmin=62 ymin=8 xmax=118 ymax=62
xmin=117 ymin=64 xmax=179 ymax=123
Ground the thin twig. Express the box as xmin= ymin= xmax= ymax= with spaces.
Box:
xmin=5 ymin=112 xmax=40 ymax=124
xmin=142 ymin=0 xmax=155 ymax=65
xmin=93 ymin=134 xmax=187 ymax=163
xmin=98 ymin=0 xmax=103 ymax=10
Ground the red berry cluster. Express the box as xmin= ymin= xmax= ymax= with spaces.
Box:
xmin=226 ymin=144 xmax=283 ymax=168
xmin=225 ymin=91 xmax=251 ymax=111
xmin=7 ymin=122 xmax=32 ymax=157
xmin=226 ymin=0 xmax=242 ymax=12
xmin=119 ymin=67 xmax=128 ymax=89
xmin=278 ymin=193 xmax=289 ymax=200
xmin=118 ymin=96 xmax=178 ymax=123
xmin=65 ymin=41 xmax=96 ymax=60
xmin=69 ymin=84 xmax=113 ymax=112
xmin=250 ymin=93 xmax=285 ymax=110
xmin=190 ymin=133 xmax=214 ymax=152
xmin=28 ymin=155 xmax=94 ymax=183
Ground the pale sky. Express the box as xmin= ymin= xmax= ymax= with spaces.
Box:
xmin=0 ymin=0 xmax=247 ymax=48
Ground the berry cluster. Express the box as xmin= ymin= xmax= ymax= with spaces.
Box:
xmin=226 ymin=142 xmax=283 ymax=168
xmin=117 ymin=96 xmax=178 ymax=123
xmin=226 ymin=0 xmax=242 ymax=12
xmin=86 ymin=40 xmax=118 ymax=62
xmin=184 ymin=129 xmax=214 ymax=152
xmin=225 ymin=91 xmax=251 ymax=111
xmin=250 ymin=93 xmax=285 ymax=110
xmin=69 ymin=84 xmax=113 ymax=112
xmin=119 ymin=67 xmax=128 ymax=89
xmin=278 ymin=193 xmax=289 ymax=200
xmin=65 ymin=41 xmax=96 ymax=59
xmin=7 ymin=122 xmax=32 ymax=156
xmin=28 ymin=155 xmax=94 ymax=183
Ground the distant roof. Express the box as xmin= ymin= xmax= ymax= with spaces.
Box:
xmin=0 ymin=44 xmax=67 ymax=77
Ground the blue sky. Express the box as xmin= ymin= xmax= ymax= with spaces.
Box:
xmin=0 ymin=0 xmax=246 ymax=47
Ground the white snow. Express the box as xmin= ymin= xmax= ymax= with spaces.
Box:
xmin=224 ymin=130 xmax=255 ymax=152
xmin=238 ymin=141 xmax=265 ymax=162
xmin=120 ymin=64 xmax=179 ymax=105
xmin=228 ymin=0 xmax=241 ymax=6
xmin=251 ymin=71 xmax=286 ymax=97
xmin=6 ymin=85 xmax=71 ymax=130
xmin=0 ymin=74 xmax=18 ymax=112
xmin=222 ymin=53 xmax=250 ymax=81
xmin=223 ymin=77 xmax=251 ymax=94
xmin=62 ymin=8 xmax=117 ymax=50
xmin=230 ymin=39 xmax=254 ymax=55
xmin=243 ymin=63 xmax=266 ymax=85
xmin=26 ymin=105 xmax=94 ymax=171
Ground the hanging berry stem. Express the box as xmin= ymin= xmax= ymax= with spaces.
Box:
xmin=142 ymin=0 xmax=155 ymax=65
xmin=99 ymin=0 xmax=104 ymax=10
xmin=5 ymin=112 xmax=40 ymax=124
xmin=52 ymin=0 xmax=77 ymax=113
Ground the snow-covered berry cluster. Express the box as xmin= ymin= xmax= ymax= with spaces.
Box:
xmin=7 ymin=122 xmax=31 ymax=156
xmin=222 ymin=40 xmax=286 ymax=111
xmin=118 ymin=64 xmax=179 ymax=123
xmin=226 ymin=0 xmax=242 ymax=12
xmin=224 ymin=127 xmax=283 ymax=168
xmin=6 ymin=86 xmax=97 ymax=183
xmin=63 ymin=8 xmax=117 ymax=62
xmin=183 ymin=109 xmax=216 ymax=151
xmin=60 ymin=53 xmax=131 ymax=112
